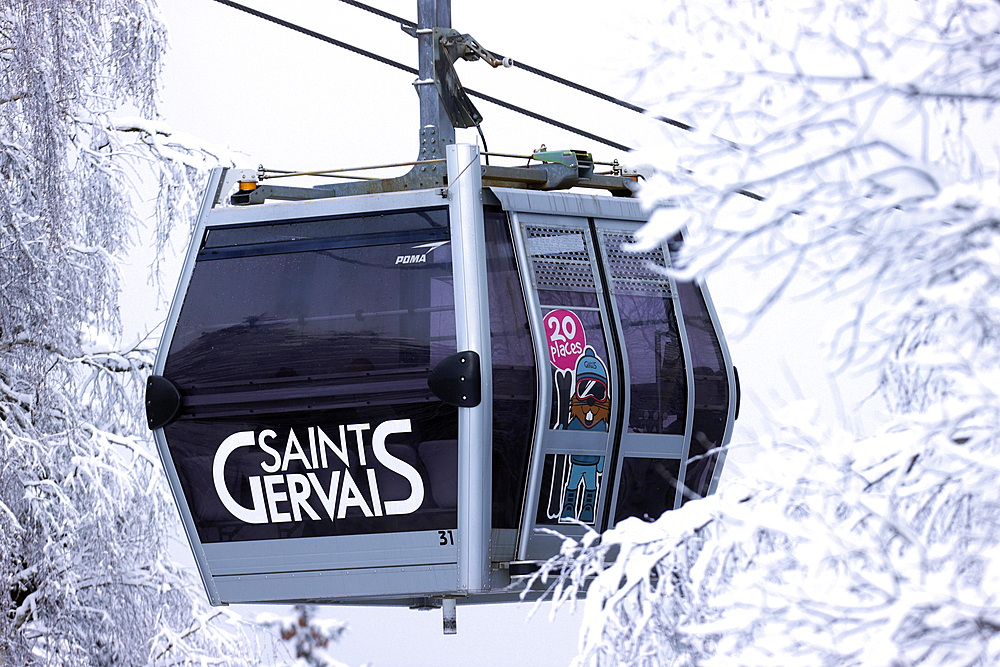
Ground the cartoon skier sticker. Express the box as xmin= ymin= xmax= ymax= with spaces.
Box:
xmin=559 ymin=454 xmax=604 ymax=523
xmin=567 ymin=348 xmax=610 ymax=431
xmin=544 ymin=309 xmax=611 ymax=432
xmin=538 ymin=453 xmax=606 ymax=525
xmin=537 ymin=309 xmax=613 ymax=526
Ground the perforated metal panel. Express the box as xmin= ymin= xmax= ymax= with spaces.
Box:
xmin=600 ymin=231 xmax=673 ymax=297
xmin=524 ymin=225 xmax=596 ymax=292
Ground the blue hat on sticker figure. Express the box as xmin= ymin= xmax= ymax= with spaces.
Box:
xmin=567 ymin=347 xmax=610 ymax=431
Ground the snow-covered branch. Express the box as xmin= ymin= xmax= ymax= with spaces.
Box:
xmin=0 ymin=1 xmax=254 ymax=664
xmin=0 ymin=91 xmax=26 ymax=105
xmin=549 ymin=1 xmax=1000 ymax=665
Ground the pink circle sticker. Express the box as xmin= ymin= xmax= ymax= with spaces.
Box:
xmin=544 ymin=309 xmax=586 ymax=371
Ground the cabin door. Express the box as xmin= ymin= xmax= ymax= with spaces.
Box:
xmin=511 ymin=213 xmax=701 ymax=560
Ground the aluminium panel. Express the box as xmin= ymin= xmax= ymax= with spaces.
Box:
xmin=152 ymin=166 xmax=225 ymax=604
xmin=205 ymin=187 xmax=451 ymax=227
xmin=214 ymin=563 xmax=461 ymax=604
xmin=489 ymin=187 xmax=647 ymax=222
xmin=203 ymin=530 xmax=456 ymax=576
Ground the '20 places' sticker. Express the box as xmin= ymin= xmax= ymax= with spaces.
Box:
xmin=545 ymin=309 xmax=586 ymax=371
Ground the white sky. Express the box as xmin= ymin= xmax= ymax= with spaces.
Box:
xmin=122 ymin=1 xmax=889 ymax=664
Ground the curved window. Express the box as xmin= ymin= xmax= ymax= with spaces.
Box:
xmin=618 ymin=294 xmax=686 ymax=434
xmin=613 ymin=457 xmax=680 ymax=524
xmin=597 ymin=230 xmax=686 ymax=435
xmin=521 ymin=225 xmax=611 ymax=432
xmin=676 ymin=280 xmax=729 ymax=503
xmin=483 ymin=208 xmax=536 ymax=530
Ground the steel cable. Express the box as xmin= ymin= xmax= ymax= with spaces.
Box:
xmin=329 ymin=0 xmax=759 ymax=195
xmin=209 ymin=0 xmax=762 ymax=197
xmin=209 ymin=0 xmax=631 ymax=151
xmin=335 ymin=0 xmax=415 ymax=28
xmin=333 ymin=0 xmax=702 ymax=132
xmin=464 ymin=87 xmax=631 ymax=151
xmin=212 ymin=0 xmax=418 ymax=76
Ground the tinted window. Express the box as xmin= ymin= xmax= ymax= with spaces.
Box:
xmin=166 ymin=238 xmax=454 ymax=380
xmin=522 ymin=224 xmax=611 ymax=433
xmin=676 ymin=280 xmax=729 ymax=503
xmin=204 ymin=208 xmax=448 ymax=248
xmin=598 ymin=230 xmax=686 ymax=435
xmin=535 ymin=453 xmax=607 ymax=527
xmin=163 ymin=404 xmax=457 ymax=543
xmin=618 ymin=294 xmax=686 ymax=434
xmin=613 ymin=457 xmax=680 ymax=524
xmin=484 ymin=209 xmax=537 ymax=530
xmin=162 ymin=208 xmax=458 ymax=542
xmin=536 ymin=290 xmax=600 ymax=309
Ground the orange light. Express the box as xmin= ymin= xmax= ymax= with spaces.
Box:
xmin=238 ymin=180 xmax=258 ymax=191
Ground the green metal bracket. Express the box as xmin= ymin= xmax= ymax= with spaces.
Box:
xmin=531 ymin=150 xmax=595 ymax=179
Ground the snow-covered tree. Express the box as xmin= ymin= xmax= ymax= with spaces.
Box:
xmin=257 ymin=605 xmax=347 ymax=667
xmin=1 ymin=1 xmax=247 ymax=664
xmin=536 ymin=1 xmax=1000 ymax=665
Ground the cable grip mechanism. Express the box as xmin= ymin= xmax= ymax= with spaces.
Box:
xmin=437 ymin=29 xmax=512 ymax=68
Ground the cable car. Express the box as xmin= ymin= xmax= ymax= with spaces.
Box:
xmin=145 ymin=0 xmax=737 ymax=629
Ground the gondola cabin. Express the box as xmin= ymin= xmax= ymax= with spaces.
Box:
xmin=147 ymin=147 xmax=737 ymax=613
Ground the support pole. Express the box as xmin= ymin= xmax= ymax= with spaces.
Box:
xmin=415 ymin=0 xmax=455 ymax=179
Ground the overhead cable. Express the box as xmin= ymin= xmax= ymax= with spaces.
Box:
xmin=463 ymin=88 xmax=631 ymax=152
xmin=211 ymin=0 xmax=417 ymax=76
xmin=333 ymin=0 xmax=708 ymax=136
xmin=334 ymin=0 xmax=414 ymax=28
xmin=331 ymin=0 xmax=755 ymax=193
xmin=209 ymin=0 xmax=759 ymax=197
xmin=209 ymin=0 xmax=630 ymax=151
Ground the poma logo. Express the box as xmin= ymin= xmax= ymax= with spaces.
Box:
xmin=395 ymin=240 xmax=449 ymax=265
xmin=212 ymin=419 xmax=423 ymax=525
